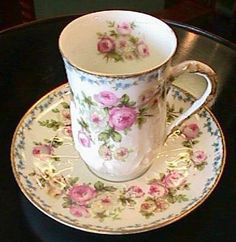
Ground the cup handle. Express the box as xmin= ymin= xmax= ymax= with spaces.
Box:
xmin=166 ymin=60 xmax=217 ymax=136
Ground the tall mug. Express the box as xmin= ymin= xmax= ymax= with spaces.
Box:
xmin=59 ymin=10 xmax=217 ymax=181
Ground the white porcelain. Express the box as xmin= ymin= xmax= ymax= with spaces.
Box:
xmin=59 ymin=10 xmax=217 ymax=181
xmin=11 ymin=84 xmax=225 ymax=234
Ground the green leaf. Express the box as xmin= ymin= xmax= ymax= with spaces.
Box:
xmin=159 ymin=173 xmax=165 ymax=180
xmin=38 ymin=119 xmax=63 ymax=130
xmin=128 ymin=101 xmax=136 ymax=107
xmin=62 ymin=197 xmax=73 ymax=208
xmin=98 ymin=131 xmax=110 ymax=142
xmin=78 ymin=118 xmax=90 ymax=132
xmin=120 ymin=94 xmax=130 ymax=104
xmin=50 ymin=136 xmax=63 ymax=148
xmin=104 ymin=186 xmax=117 ymax=192
xmin=53 ymin=156 xmax=60 ymax=161
xmin=176 ymin=194 xmax=188 ymax=202
xmin=94 ymin=181 xmax=105 ymax=191
xmin=111 ymin=130 xmax=122 ymax=142
xmin=167 ymin=195 xmax=177 ymax=204
xmin=61 ymin=102 xmax=70 ymax=109
xmin=106 ymin=52 xmax=124 ymax=62
xmin=52 ymin=108 xmax=60 ymax=113
xmin=107 ymin=21 xmax=115 ymax=27
xmin=196 ymin=162 xmax=207 ymax=171
xmin=68 ymin=177 xmax=79 ymax=186
xmin=96 ymin=32 xmax=105 ymax=38
xmin=110 ymin=30 xmax=118 ymax=38
xmin=119 ymin=195 xmax=136 ymax=207
xmin=81 ymin=91 xmax=96 ymax=108
xmin=130 ymin=22 xmax=136 ymax=29
xmin=192 ymin=140 xmax=199 ymax=145
xmin=182 ymin=140 xmax=192 ymax=148
xmin=137 ymin=116 xmax=147 ymax=129
xmin=129 ymin=36 xmax=139 ymax=44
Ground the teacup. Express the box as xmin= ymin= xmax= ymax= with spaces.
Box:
xmin=59 ymin=10 xmax=217 ymax=181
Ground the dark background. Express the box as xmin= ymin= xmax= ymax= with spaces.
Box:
xmin=0 ymin=1 xmax=236 ymax=242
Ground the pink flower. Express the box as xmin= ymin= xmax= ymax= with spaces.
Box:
xmin=68 ymin=184 xmax=96 ymax=205
xmin=182 ymin=123 xmax=200 ymax=140
xmin=98 ymin=145 xmax=112 ymax=160
xmin=124 ymin=52 xmax=135 ymax=60
xmin=108 ymin=106 xmax=137 ymax=131
xmin=78 ymin=131 xmax=91 ymax=147
xmin=155 ymin=199 xmax=169 ymax=212
xmin=90 ymin=192 xmax=117 ymax=214
xmin=63 ymin=124 xmax=72 ymax=136
xmin=69 ymin=205 xmax=90 ymax=218
xmin=94 ymin=91 xmax=119 ymax=107
xmin=140 ymin=199 xmax=157 ymax=214
xmin=116 ymin=22 xmax=132 ymax=35
xmin=114 ymin=147 xmax=129 ymax=161
xmin=97 ymin=37 xmax=115 ymax=53
xmin=118 ymin=39 xmax=127 ymax=48
xmin=91 ymin=113 xmax=102 ymax=125
xmin=148 ymin=183 xmax=167 ymax=197
xmin=126 ymin=185 xmax=145 ymax=198
xmin=62 ymin=110 xmax=71 ymax=120
xmin=137 ymin=42 xmax=149 ymax=57
xmin=162 ymin=171 xmax=186 ymax=189
xmin=191 ymin=150 xmax=207 ymax=165
xmin=32 ymin=144 xmax=53 ymax=160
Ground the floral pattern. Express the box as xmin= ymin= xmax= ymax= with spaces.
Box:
xmin=11 ymin=84 xmax=225 ymax=233
xmin=76 ymin=89 xmax=159 ymax=161
xmin=97 ymin=21 xmax=149 ymax=62
xmin=30 ymin=109 xmax=210 ymax=221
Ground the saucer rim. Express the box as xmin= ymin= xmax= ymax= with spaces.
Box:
xmin=10 ymin=83 xmax=226 ymax=234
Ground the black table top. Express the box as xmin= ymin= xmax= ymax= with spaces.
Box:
xmin=0 ymin=15 xmax=236 ymax=242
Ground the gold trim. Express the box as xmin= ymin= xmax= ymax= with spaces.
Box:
xmin=10 ymin=83 xmax=226 ymax=234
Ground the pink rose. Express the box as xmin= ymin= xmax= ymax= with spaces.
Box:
xmin=78 ymin=131 xmax=91 ymax=147
xmin=118 ymin=39 xmax=127 ymax=48
xmin=155 ymin=198 xmax=169 ymax=212
xmin=137 ymin=42 xmax=149 ymax=57
xmin=62 ymin=110 xmax=71 ymax=120
xmin=182 ymin=123 xmax=200 ymax=140
xmin=148 ymin=183 xmax=167 ymax=197
xmin=68 ymin=184 xmax=96 ymax=205
xmin=114 ymin=147 xmax=129 ymax=161
xmin=69 ymin=205 xmax=90 ymax=218
xmin=109 ymin=106 xmax=137 ymax=131
xmin=116 ymin=22 xmax=132 ymax=35
xmin=191 ymin=150 xmax=207 ymax=165
xmin=126 ymin=185 xmax=145 ymax=198
xmin=98 ymin=145 xmax=112 ymax=161
xmin=140 ymin=199 xmax=157 ymax=214
xmin=97 ymin=37 xmax=115 ymax=53
xmin=94 ymin=91 xmax=119 ymax=107
xmin=63 ymin=124 xmax=72 ymax=137
xmin=32 ymin=144 xmax=53 ymax=160
xmin=162 ymin=171 xmax=186 ymax=189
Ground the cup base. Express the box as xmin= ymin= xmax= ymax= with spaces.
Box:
xmin=86 ymin=164 xmax=152 ymax=182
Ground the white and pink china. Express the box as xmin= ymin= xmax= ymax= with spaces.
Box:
xmin=11 ymin=84 xmax=225 ymax=234
xmin=59 ymin=10 xmax=217 ymax=181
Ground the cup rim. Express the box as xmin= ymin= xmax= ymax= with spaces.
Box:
xmin=59 ymin=10 xmax=177 ymax=78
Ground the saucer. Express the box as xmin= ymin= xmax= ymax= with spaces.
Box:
xmin=11 ymin=84 xmax=225 ymax=234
